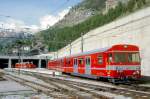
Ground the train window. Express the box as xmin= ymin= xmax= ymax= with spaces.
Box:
xmin=78 ymin=58 xmax=84 ymax=65
xmin=66 ymin=59 xmax=71 ymax=64
xmin=86 ymin=57 xmax=90 ymax=65
xmin=98 ymin=55 xmax=103 ymax=64
xmin=74 ymin=59 xmax=76 ymax=65
xmin=114 ymin=53 xmax=126 ymax=63
xmin=128 ymin=53 xmax=140 ymax=63
xmin=74 ymin=59 xmax=78 ymax=65
xmin=108 ymin=53 xmax=113 ymax=63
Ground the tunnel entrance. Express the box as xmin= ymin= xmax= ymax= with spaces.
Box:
xmin=41 ymin=60 xmax=47 ymax=68
xmin=0 ymin=58 xmax=47 ymax=69
xmin=0 ymin=59 xmax=8 ymax=69
xmin=11 ymin=59 xmax=19 ymax=68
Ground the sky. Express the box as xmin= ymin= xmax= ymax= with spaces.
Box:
xmin=0 ymin=0 xmax=81 ymax=32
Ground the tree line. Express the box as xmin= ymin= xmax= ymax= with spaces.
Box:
xmin=38 ymin=0 xmax=147 ymax=52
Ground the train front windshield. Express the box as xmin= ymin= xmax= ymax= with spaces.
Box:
xmin=114 ymin=52 xmax=140 ymax=63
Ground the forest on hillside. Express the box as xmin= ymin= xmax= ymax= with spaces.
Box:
xmin=37 ymin=0 xmax=147 ymax=52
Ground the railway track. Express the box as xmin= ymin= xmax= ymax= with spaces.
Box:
xmin=5 ymin=69 xmax=150 ymax=99
xmin=4 ymin=74 xmax=70 ymax=99
xmin=4 ymin=70 xmax=111 ymax=99
xmin=34 ymin=73 xmax=150 ymax=99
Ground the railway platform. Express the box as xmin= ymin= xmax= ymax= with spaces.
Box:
xmin=5 ymin=68 xmax=150 ymax=88
xmin=5 ymin=68 xmax=116 ymax=88
xmin=7 ymin=68 xmax=62 ymax=76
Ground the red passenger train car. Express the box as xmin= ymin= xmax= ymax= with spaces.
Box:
xmin=15 ymin=62 xmax=36 ymax=69
xmin=48 ymin=44 xmax=141 ymax=82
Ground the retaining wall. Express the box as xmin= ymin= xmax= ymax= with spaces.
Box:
xmin=57 ymin=7 xmax=150 ymax=76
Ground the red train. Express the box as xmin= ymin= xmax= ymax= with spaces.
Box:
xmin=48 ymin=44 xmax=141 ymax=82
xmin=15 ymin=62 xmax=36 ymax=69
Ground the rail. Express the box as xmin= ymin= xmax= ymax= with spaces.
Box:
xmin=5 ymin=69 xmax=150 ymax=99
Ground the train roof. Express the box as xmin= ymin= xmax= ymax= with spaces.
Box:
xmin=53 ymin=44 xmax=139 ymax=60
xmin=65 ymin=44 xmax=139 ymax=58
xmin=66 ymin=47 xmax=111 ymax=58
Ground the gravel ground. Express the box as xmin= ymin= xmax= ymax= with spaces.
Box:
xmin=139 ymin=83 xmax=150 ymax=87
xmin=0 ymin=79 xmax=52 ymax=99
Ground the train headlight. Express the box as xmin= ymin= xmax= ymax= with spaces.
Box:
xmin=124 ymin=45 xmax=128 ymax=48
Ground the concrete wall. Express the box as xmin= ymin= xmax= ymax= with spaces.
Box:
xmin=57 ymin=7 xmax=150 ymax=76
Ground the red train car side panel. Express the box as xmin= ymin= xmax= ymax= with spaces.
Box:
xmin=48 ymin=44 xmax=141 ymax=81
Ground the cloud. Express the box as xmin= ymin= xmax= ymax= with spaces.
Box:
xmin=23 ymin=25 xmax=40 ymax=33
xmin=40 ymin=15 xmax=58 ymax=29
xmin=0 ymin=19 xmax=40 ymax=34
xmin=0 ymin=19 xmax=25 ymax=30
xmin=0 ymin=8 xmax=71 ymax=33
xmin=40 ymin=7 xmax=70 ymax=29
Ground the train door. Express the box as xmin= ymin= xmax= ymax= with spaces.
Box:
xmin=85 ymin=56 xmax=91 ymax=75
xmin=73 ymin=58 xmax=78 ymax=73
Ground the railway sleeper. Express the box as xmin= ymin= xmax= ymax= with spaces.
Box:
xmin=38 ymin=76 xmax=113 ymax=99
xmin=33 ymin=74 xmax=109 ymax=99
xmin=4 ymin=75 xmax=72 ymax=99
xmin=7 ymin=70 xmax=150 ymax=99
xmin=35 ymin=74 xmax=150 ymax=99
xmin=5 ymin=71 xmax=92 ymax=98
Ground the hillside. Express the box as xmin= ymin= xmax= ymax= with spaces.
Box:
xmin=54 ymin=0 xmax=106 ymax=28
xmin=37 ymin=0 xmax=148 ymax=52
xmin=0 ymin=30 xmax=33 ymax=55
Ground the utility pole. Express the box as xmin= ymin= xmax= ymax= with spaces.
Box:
xmin=69 ymin=40 xmax=72 ymax=56
xmin=18 ymin=41 xmax=22 ymax=60
xmin=57 ymin=51 xmax=58 ymax=59
xmin=46 ymin=56 xmax=48 ymax=68
xmin=81 ymin=33 xmax=84 ymax=53
xmin=18 ymin=44 xmax=21 ymax=75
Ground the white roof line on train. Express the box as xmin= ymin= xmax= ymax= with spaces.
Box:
xmin=66 ymin=47 xmax=111 ymax=58
xmin=54 ymin=47 xmax=110 ymax=60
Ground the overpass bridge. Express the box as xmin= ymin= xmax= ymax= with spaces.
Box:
xmin=0 ymin=55 xmax=48 ymax=69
